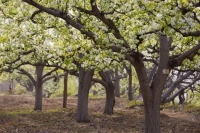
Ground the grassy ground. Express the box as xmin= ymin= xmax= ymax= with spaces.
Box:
xmin=0 ymin=94 xmax=200 ymax=133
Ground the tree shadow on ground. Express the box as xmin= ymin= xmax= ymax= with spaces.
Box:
xmin=0 ymin=95 xmax=200 ymax=133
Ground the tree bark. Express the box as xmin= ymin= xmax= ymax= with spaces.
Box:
xmin=113 ymin=67 xmax=120 ymax=97
xmin=76 ymin=68 xmax=94 ymax=122
xmin=127 ymin=35 xmax=171 ymax=133
xmin=146 ymin=36 xmax=171 ymax=133
xmin=131 ymin=55 xmax=161 ymax=133
xmin=99 ymin=71 xmax=115 ymax=114
xmin=124 ymin=63 xmax=133 ymax=100
xmin=144 ymin=95 xmax=161 ymax=133
xmin=63 ymin=72 xmax=68 ymax=108
xmin=104 ymin=83 xmax=115 ymax=114
xmin=178 ymin=89 xmax=185 ymax=104
xmin=34 ymin=65 xmax=44 ymax=110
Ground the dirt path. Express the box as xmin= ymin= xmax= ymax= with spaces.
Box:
xmin=161 ymin=109 xmax=200 ymax=122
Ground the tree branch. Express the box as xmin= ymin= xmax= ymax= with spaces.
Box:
xmin=171 ymin=43 xmax=200 ymax=67
xmin=22 ymin=0 xmax=96 ymax=42
xmin=168 ymin=23 xmax=200 ymax=37
xmin=164 ymin=75 xmax=200 ymax=103
xmin=17 ymin=68 xmax=36 ymax=86
xmin=77 ymin=0 xmax=130 ymax=48
xmin=30 ymin=9 xmax=43 ymax=23
xmin=42 ymin=67 xmax=58 ymax=79
xmin=6 ymin=49 xmax=35 ymax=65
xmin=161 ymin=71 xmax=194 ymax=101
xmin=42 ymin=72 xmax=67 ymax=84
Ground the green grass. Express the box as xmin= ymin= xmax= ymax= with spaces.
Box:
xmin=128 ymin=100 xmax=143 ymax=108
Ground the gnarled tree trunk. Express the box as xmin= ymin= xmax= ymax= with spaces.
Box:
xmin=127 ymin=35 xmax=171 ymax=133
xmin=99 ymin=71 xmax=115 ymax=114
xmin=76 ymin=68 xmax=94 ymax=122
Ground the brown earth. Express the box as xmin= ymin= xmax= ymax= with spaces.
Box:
xmin=0 ymin=94 xmax=200 ymax=133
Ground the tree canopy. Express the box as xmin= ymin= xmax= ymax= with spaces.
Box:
xmin=1 ymin=0 xmax=200 ymax=133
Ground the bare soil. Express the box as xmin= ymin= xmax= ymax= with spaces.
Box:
xmin=0 ymin=94 xmax=200 ymax=133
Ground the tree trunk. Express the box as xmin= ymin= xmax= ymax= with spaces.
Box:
xmin=76 ymin=68 xmax=94 ymax=123
xmin=114 ymin=79 xmax=120 ymax=97
xmin=144 ymin=94 xmax=161 ymax=133
xmin=34 ymin=65 xmax=44 ymax=110
xmin=125 ymin=63 xmax=133 ymax=100
xmin=99 ymin=71 xmax=115 ymax=114
xmin=131 ymin=55 xmax=161 ymax=133
xmin=127 ymin=35 xmax=171 ymax=133
xmin=63 ymin=72 xmax=68 ymax=108
xmin=178 ymin=89 xmax=185 ymax=104
xmin=114 ymin=67 xmax=120 ymax=97
xmin=104 ymin=85 xmax=115 ymax=114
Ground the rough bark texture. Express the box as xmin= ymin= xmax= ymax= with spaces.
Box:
xmin=76 ymin=68 xmax=94 ymax=123
xmin=63 ymin=72 xmax=68 ymax=108
xmin=144 ymin=96 xmax=161 ymax=133
xmin=99 ymin=71 xmax=115 ymax=114
xmin=34 ymin=65 xmax=44 ymax=110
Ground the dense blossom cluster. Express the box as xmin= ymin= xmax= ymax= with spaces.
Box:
xmin=1 ymin=0 xmax=200 ymax=70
